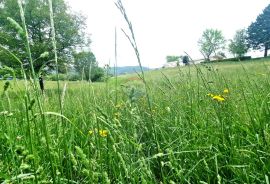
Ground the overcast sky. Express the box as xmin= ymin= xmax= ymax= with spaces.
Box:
xmin=66 ymin=0 xmax=269 ymax=68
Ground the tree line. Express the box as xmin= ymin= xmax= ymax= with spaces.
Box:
xmin=0 ymin=0 xmax=104 ymax=81
xmin=167 ymin=3 xmax=270 ymax=64
xmin=198 ymin=3 xmax=270 ymax=61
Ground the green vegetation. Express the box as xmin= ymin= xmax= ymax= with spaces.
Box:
xmin=198 ymin=29 xmax=226 ymax=61
xmin=0 ymin=0 xmax=104 ymax=80
xmin=166 ymin=56 xmax=181 ymax=63
xmin=109 ymin=66 xmax=151 ymax=75
xmin=1 ymin=59 xmax=270 ymax=183
xmin=73 ymin=51 xmax=104 ymax=82
xmin=228 ymin=29 xmax=249 ymax=59
xmin=0 ymin=0 xmax=270 ymax=183
xmin=247 ymin=3 xmax=270 ymax=57
xmin=196 ymin=4 xmax=270 ymax=62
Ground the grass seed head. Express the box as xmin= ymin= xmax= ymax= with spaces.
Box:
xmin=3 ymin=81 xmax=10 ymax=92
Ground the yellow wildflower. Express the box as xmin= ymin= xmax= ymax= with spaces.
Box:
xmin=88 ymin=130 xmax=94 ymax=135
xmin=207 ymin=93 xmax=214 ymax=97
xmin=212 ymin=95 xmax=225 ymax=102
xmin=223 ymin=88 xmax=229 ymax=94
xmin=99 ymin=130 xmax=108 ymax=137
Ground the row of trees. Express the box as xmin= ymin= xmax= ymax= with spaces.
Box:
xmin=198 ymin=3 xmax=270 ymax=61
xmin=198 ymin=28 xmax=248 ymax=61
xmin=0 ymin=0 xmax=104 ymax=81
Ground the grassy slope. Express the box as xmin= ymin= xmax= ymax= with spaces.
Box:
xmin=1 ymin=59 xmax=270 ymax=183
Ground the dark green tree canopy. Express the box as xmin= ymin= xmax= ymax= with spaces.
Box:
xmin=247 ymin=4 xmax=270 ymax=57
xmin=0 ymin=0 xmax=90 ymax=74
xmin=73 ymin=51 xmax=104 ymax=82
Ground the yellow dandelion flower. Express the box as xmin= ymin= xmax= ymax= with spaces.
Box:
xmin=88 ymin=130 xmax=94 ymax=135
xmin=223 ymin=88 xmax=229 ymax=94
xmin=212 ymin=95 xmax=225 ymax=102
xmin=99 ymin=130 xmax=108 ymax=137
xmin=207 ymin=93 xmax=214 ymax=97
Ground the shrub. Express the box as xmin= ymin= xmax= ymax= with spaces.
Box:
xmin=201 ymin=56 xmax=252 ymax=63
xmin=46 ymin=74 xmax=67 ymax=81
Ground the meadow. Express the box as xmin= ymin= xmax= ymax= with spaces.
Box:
xmin=1 ymin=59 xmax=270 ymax=183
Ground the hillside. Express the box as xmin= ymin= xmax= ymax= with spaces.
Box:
xmin=109 ymin=66 xmax=152 ymax=75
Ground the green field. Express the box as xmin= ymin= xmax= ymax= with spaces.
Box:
xmin=1 ymin=59 xmax=270 ymax=183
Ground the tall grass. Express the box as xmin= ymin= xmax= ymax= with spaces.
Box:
xmin=0 ymin=0 xmax=270 ymax=183
xmin=1 ymin=61 xmax=270 ymax=183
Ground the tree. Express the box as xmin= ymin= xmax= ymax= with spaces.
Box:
xmin=182 ymin=55 xmax=189 ymax=65
xmin=198 ymin=29 xmax=226 ymax=61
xmin=0 ymin=0 xmax=90 ymax=74
xmin=229 ymin=29 xmax=249 ymax=58
xmin=247 ymin=4 xmax=270 ymax=57
xmin=73 ymin=51 xmax=104 ymax=82
xmin=166 ymin=55 xmax=180 ymax=63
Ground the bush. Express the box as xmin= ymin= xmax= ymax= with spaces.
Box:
xmin=91 ymin=67 xmax=105 ymax=82
xmin=67 ymin=74 xmax=81 ymax=81
xmin=45 ymin=73 xmax=102 ymax=81
xmin=46 ymin=74 xmax=67 ymax=81
xmin=201 ymin=56 xmax=252 ymax=63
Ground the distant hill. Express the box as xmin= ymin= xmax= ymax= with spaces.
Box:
xmin=109 ymin=66 xmax=152 ymax=75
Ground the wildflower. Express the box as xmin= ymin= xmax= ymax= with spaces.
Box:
xmin=207 ymin=93 xmax=214 ymax=97
xmin=223 ymin=88 xmax=229 ymax=94
xmin=88 ymin=130 xmax=94 ymax=135
xmin=212 ymin=95 xmax=225 ymax=102
xmin=99 ymin=130 xmax=108 ymax=137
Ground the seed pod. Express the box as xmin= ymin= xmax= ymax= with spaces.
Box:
xmin=7 ymin=17 xmax=25 ymax=38
xmin=28 ymin=99 xmax=35 ymax=110
xmin=3 ymin=81 xmax=10 ymax=92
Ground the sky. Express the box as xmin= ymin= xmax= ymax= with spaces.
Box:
xmin=66 ymin=0 xmax=269 ymax=68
